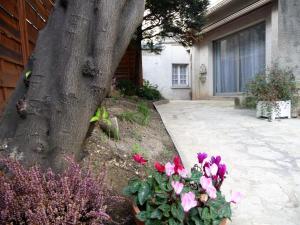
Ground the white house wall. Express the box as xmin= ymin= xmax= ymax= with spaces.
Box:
xmin=143 ymin=43 xmax=191 ymax=100
xmin=192 ymin=3 xmax=276 ymax=99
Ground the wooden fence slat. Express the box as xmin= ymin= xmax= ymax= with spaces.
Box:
xmin=27 ymin=22 xmax=38 ymax=43
xmin=25 ymin=1 xmax=45 ymax=30
xmin=0 ymin=19 xmax=21 ymax=43
xmin=0 ymin=0 xmax=18 ymax=17
xmin=26 ymin=0 xmax=48 ymax=21
xmin=0 ymin=70 xmax=20 ymax=87
xmin=0 ymin=44 xmax=23 ymax=65
xmin=0 ymin=8 xmax=19 ymax=30
xmin=17 ymin=0 xmax=30 ymax=65
xmin=0 ymin=31 xmax=22 ymax=53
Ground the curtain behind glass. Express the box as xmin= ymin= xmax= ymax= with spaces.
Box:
xmin=214 ymin=34 xmax=239 ymax=93
xmin=239 ymin=23 xmax=266 ymax=91
xmin=213 ymin=23 xmax=266 ymax=94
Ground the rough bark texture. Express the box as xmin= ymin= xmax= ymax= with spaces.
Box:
xmin=0 ymin=0 xmax=145 ymax=171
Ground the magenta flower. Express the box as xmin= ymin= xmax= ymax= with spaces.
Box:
xmin=211 ymin=156 xmax=221 ymax=165
xmin=171 ymin=181 xmax=184 ymax=195
xmin=165 ymin=162 xmax=175 ymax=176
xmin=197 ymin=152 xmax=208 ymax=163
xmin=181 ymin=192 xmax=198 ymax=212
xmin=218 ymin=164 xmax=227 ymax=179
xmin=178 ymin=168 xmax=189 ymax=178
xmin=229 ymin=191 xmax=242 ymax=204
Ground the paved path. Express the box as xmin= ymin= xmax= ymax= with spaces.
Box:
xmin=155 ymin=100 xmax=300 ymax=225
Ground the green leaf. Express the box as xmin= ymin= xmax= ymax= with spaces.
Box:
xmin=150 ymin=208 xmax=162 ymax=219
xmin=90 ymin=108 xmax=101 ymax=122
xmin=168 ymin=218 xmax=179 ymax=225
xmin=171 ymin=203 xmax=184 ymax=222
xmin=187 ymin=170 xmax=202 ymax=182
xmin=25 ymin=70 xmax=32 ymax=79
xmin=158 ymin=204 xmax=170 ymax=213
xmin=136 ymin=211 xmax=148 ymax=222
xmin=201 ymin=207 xmax=211 ymax=220
xmin=138 ymin=182 xmax=151 ymax=205
xmin=130 ymin=180 xmax=141 ymax=193
xmin=191 ymin=215 xmax=204 ymax=225
xmin=177 ymin=205 xmax=185 ymax=222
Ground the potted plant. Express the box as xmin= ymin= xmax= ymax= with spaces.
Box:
xmin=124 ymin=153 xmax=241 ymax=225
xmin=246 ymin=66 xmax=298 ymax=120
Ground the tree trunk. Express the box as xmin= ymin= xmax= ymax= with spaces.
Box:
xmin=0 ymin=0 xmax=145 ymax=171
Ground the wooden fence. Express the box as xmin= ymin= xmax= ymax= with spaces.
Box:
xmin=0 ymin=0 xmax=141 ymax=112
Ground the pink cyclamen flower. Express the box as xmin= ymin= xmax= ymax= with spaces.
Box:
xmin=178 ymin=168 xmax=189 ymax=178
xmin=171 ymin=181 xmax=184 ymax=195
xmin=205 ymin=163 xmax=218 ymax=177
xmin=165 ymin=162 xmax=175 ymax=176
xmin=181 ymin=192 xmax=198 ymax=212
xmin=197 ymin=152 xmax=208 ymax=164
xmin=200 ymin=176 xmax=212 ymax=189
xmin=200 ymin=176 xmax=217 ymax=199
xmin=206 ymin=185 xmax=217 ymax=199
xmin=230 ymin=191 xmax=242 ymax=204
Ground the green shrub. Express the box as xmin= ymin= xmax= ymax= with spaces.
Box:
xmin=116 ymin=79 xmax=137 ymax=96
xmin=246 ymin=66 xmax=298 ymax=104
xmin=116 ymin=79 xmax=162 ymax=101
xmin=137 ymin=80 xmax=162 ymax=100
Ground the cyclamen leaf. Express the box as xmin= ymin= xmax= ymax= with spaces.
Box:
xmin=168 ymin=218 xmax=179 ymax=225
xmin=136 ymin=211 xmax=148 ymax=222
xmin=171 ymin=203 xmax=184 ymax=222
xmin=158 ymin=203 xmax=170 ymax=213
xmin=201 ymin=207 xmax=211 ymax=220
xmin=138 ymin=182 xmax=151 ymax=205
xmin=150 ymin=208 xmax=162 ymax=219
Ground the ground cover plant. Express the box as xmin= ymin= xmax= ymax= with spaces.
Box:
xmin=119 ymin=102 xmax=151 ymax=126
xmin=124 ymin=153 xmax=241 ymax=225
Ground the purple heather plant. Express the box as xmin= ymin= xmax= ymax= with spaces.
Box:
xmin=0 ymin=157 xmax=110 ymax=225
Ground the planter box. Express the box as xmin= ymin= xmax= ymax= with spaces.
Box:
xmin=132 ymin=203 xmax=229 ymax=225
xmin=256 ymin=100 xmax=291 ymax=120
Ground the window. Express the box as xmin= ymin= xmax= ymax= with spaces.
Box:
xmin=213 ymin=22 xmax=266 ymax=94
xmin=172 ymin=64 xmax=189 ymax=87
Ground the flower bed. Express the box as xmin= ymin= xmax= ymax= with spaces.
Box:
xmin=124 ymin=153 xmax=241 ymax=225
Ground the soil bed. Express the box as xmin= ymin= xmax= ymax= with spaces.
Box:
xmin=82 ymin=97 xmax=176 ymax=224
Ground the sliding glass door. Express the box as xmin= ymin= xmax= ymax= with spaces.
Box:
xmin=213 ymin=22 xmax=266 ymax=95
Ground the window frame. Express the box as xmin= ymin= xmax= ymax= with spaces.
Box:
xmin=172 ymin=64 xmax=189 ymax=88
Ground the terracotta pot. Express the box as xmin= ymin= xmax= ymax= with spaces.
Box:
xmin=132 ymin=203 xmax=144 ymax=225
xmin=132 ymin=203 xmax=229 ymax=225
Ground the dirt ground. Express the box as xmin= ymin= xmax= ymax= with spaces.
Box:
xmin=82 ymin=97 xmax=177 ymax=224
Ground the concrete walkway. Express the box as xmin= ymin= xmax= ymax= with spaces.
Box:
xmin=155 ymin=100 xmax=300 ymax=225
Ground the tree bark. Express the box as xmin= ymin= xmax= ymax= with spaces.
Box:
xmin=0 ymin=0 xmax=145 ymax=171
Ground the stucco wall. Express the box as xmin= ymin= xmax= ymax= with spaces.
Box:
xmin=191 ymin=3 xmax=275 ymax=99
xmin=142 ymin=42 xmax=191 ymax=100
xmin=277 ymin=0 xmax=300 ymax=80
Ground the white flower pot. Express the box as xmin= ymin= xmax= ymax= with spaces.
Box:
xmin=256 ymin=100 xmax=291 ymax=120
